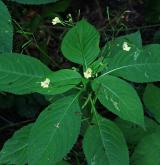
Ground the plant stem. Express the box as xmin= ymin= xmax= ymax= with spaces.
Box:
xmin=82 ymin=93 xmax=92 ymax=109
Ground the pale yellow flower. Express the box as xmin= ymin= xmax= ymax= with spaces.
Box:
xmin=84 ymin=68 xmax=92 ymax=79
xmin=41 ymin=78 xmax=50 ymax=88
xmin=52 ymin=17 xmax=61 ymax=25
xmin=122 ymin=42 xmax=131 ymax=51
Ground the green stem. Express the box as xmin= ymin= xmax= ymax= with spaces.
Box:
xmin=89 ymin=95 xmax=97 ymax=115
xmin=82 ymin=93 xmax=92 ymax=109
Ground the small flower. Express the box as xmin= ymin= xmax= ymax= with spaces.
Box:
xmin=84 ymin=68 xmax=92 ymax=79
xmin=41 ymin=78 xmax=50 ymax=88
xmin=122 ymin=42 xmax=131 ymax=51
xmin=67 ymin=14 xmax=73 ymax=23
xmin=52 ymin=17 xmax=61 ymax=25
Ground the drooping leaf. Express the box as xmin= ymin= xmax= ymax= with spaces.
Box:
xmin=83 ymin=114 xmax=129 ymax=165
xmin=28 ymin=95 xmax=81 ymax=165
xmin=114 ymin=117 xmax=160 ymax=145
xmin=0 ymin=53 xmax=81 ymax=95
xmin=0 ymin=1 xmax=13 ymax=53
xmin=102 ymin=44 xmax=160 ymax=83
xmin=8 ymin=0 xmax=59 ymax=5
xmin=61 ymin=19 xmax=100 ymax=68
xmin=92 ymin=75 xmax=144 ymax=126
xmin=143 ymin=84 xmax=160 ymax=123
xmin=131 ymin=131 xmax=160 ymax=165
xmin=0 ymin=124 xmax=32 ymax=165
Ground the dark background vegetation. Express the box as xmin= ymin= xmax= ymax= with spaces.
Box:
xmin=1 ymin=0 xmax=160 ymax=164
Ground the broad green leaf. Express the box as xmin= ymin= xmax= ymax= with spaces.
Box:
xmin=45 ymin=88 xmax=79 ymax=103
xmin=0 ymin=124 xmax=32 ymax=165
xmin=143 ymin=84 xmax=160 ymax=123
xmin=101 ymin=31 xmax=142 ymax=69
xmin=28 ymin=95 xmax=81 ymax=165
xmin=102 ymin=31 xmax=142 ymax=59
xmin=92 ymin=75 xmax=144 ymax=126
xmin=37 ymin=69 xmax=82 ymax=95
xmin=8 ymin=0 xmax=59 ymax=5
xmin=0 ymin=1 xmax=13 ymax=53
xmin=102 ymin=44 xmax=160 ymax=83
xmin=131 ymin=131 xmax=160 ymax=165
xmin=114 ymin=117 xmax=160 ymax=145
xmin=90 ymin=58 xmax=106 ymax=75
xmin=61 ymin=19 xmax=100 ymax=68
xmin=0 ymin=53 xmax=51 ymax=94
xmin=0 ymin=53 xmax=81 ymax=95
xmin=83 ymin=115 xmax=129 ymax=165
xmin=56 ymin=160 xmax=70 ymax=165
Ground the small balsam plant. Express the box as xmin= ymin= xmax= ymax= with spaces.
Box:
xmin=1 ymin=1 xmax=160 ymax=163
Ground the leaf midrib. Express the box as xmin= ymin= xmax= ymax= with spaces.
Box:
xmin=101 ymin=62 xmax=160 ymax=77
xmin=0 ymin=68 xmax=43 ymax=79
xmin=34 ymin=94 xmax=80 ymax=162
xmin=95 ymin=118 xmax=110 ymax=163
xmin=75 ymin=28 xmax=87 ymax=69
xmin=0 ymin=144 xmax=28 ymax=161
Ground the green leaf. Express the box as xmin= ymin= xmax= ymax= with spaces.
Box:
xmin=45 ymin=88 xmax=79 ymax=103
xmin=131 ymin=131 xmax=160 ymax=165
xmin=114 ymin=117 xmax=160 ymax=145
xmin=92 ymin=75 xmax=144 ymax=126
xmin=28 ymin=95 xmax=81 ymax=165
xmin=83 ymin=114 xmax=129 ymax=165
xmin=102 ymin=44 xmax=160 ymax=83
xmin=8 ymin=0 xmax=59 ymax=5
xmin=0 ymin=53 xmax=81 ymax=95
xmin=37 ymin=69 xmax=82 ymax=95
xmin=102 ymin=31 xmax=142 ymax=58
xmin=61 ymin=19 xmax=100 ymax=68
xmin=56 ymin=160 xmax=70 ymax=165
xmin=0 ymin=124 xmax=32 ymax=165
xmin=143 ymin=84 xmax=160 ymax=123
xmin=0 ymin=53 xmax=51 ymax=94
xmin=90 ymin=58 xmax=106 ymax=75
xmin=0 ymin=1 xmax=13 ymax=53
